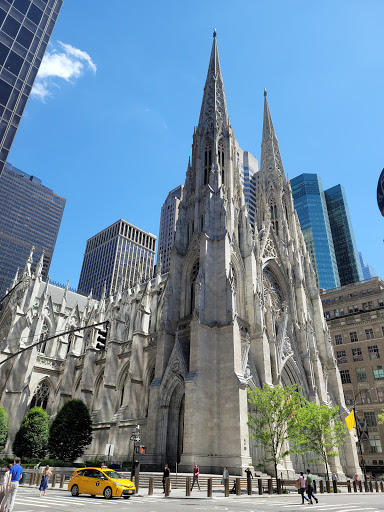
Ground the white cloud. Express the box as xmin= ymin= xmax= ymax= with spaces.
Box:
xmin=31 ymin=41 xmax=96 ymax=101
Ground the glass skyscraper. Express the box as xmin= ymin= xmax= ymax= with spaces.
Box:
xmin=78 ymin=220 xmax=157 ymax=300
xmin=0 ymin=0 xmax=63 ymax=175
xmin=291 ymin=173 xmax=340 ymax=290
xmin=235 ymin=143 xmax=258 ymax=231
xmin=359 ymin=252 xmax=376 ymax=280
xmin=0 ymin=161 xmax=65 ymax=296
xmin=324 ymin=184 xmax=363 ymax=286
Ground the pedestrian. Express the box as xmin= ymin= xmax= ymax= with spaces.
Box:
xmin=245 ymin=467 xmax=253 ymax=481
xmin=222 ymin=466 xmax=229 ymax=488
xmin=332 ymin=472 xmax=337 ymax=482
xmin=162 ymin=463 xmax=170 ymax=493
xmin=191 ymin=463 xmax=200 ymax=491
xmin=297 ymin=471 xmax=309 ymax=504
xmin=101 ymin=462 xmax=107 ymax=468
xmin=38 ymin=465 xmax=52 ymax=497
xmin=306 ymin=469 xmax=318 ymax=505
xmin=4 ymin=458 xmax=23 ymax=512
xmin=354 ymin=473 xmax=360 ymax=482
xmin=0 ymin=464 xmax=12 ymax=512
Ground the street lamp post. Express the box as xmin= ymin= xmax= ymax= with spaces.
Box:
xmin=353 ymin=389 xmax=372 ymax=483
xmin=130 ymin=424 xmax=140 ymax=481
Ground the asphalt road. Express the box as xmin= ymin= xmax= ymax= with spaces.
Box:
xmin=10 ymin=487 xmax=384 ymax=512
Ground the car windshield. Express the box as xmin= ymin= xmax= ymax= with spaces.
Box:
xmin=103 ymin=471 xmax=125 ymax=479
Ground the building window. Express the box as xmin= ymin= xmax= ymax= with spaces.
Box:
xmin=350 ymin=332 xmax=358 ymax=342
xmin=368 ymin=345 xmax=380 ymax=360
xmin=335 ymin=334 xmax=343 ymax=345
xmin=364 ymin=411 xmax=377 ymax=428
xmin=377 ymin=388 xmax=384 ymax=403
xmin=382 ymin=326 xmax=384 ymax=337
xmin=356 ymin=368 xmax=367 ymax=382
xmin=365 ymin=329 xmax=374 ymax=340
xmin=30 ymin=380 xmax=50 ymax=410
xmin=360 ymin=389 xmax=371 ymax=404
xmin=270 ymin=200 xmax=278 ymax=235
xmin=370 ymin=435 xmax=382 ymax=453
xmin=373 ymin=366 xmax=384 ymax=380
xmin=352 ymin=347 xmax=363 ymax=362
xmin=344 ymin=390 xmax=354 ymax=405
xmin=336 ymin=350 xmax=347 ymax=364
xmin=340 ymin=370 xmax=351 ymax=384
xmin=204 ymin=144 xmax=212 ymax=185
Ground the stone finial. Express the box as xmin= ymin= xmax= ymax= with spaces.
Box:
xmin=213 ymin=28 xmax=217 ymax=38
xmin=264 ymin=88 xmax=267 ymax=97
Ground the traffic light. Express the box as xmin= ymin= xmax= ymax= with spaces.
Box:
xmin=96 ymin=323 xmax=108 ymax=350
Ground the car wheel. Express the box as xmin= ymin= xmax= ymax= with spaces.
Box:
xmin=103 ymin=486 xmax=113 ymax=499
xmin=123 ymin=496 xmax=130 ymax=499
xmin=71 ymin=484 xmax=79 ymax=497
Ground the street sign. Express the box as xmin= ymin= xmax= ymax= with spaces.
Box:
xmin=377 ymin=168 xmax=384 ymax=216
xmin=105 ymin=443 xmax=114 ymax=456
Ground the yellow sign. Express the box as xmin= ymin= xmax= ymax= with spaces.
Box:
xmin=345 ymin=410 xmax=355 ymax=431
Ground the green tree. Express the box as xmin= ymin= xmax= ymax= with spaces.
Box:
xmin=247 ymin=383 xmax=304 ymax=480
xmin=12 ymin=407 xmax=49 ymax=458
xmin=49 ymin=399 xmax=93 ymax=461
xmin=378 ymin=409 xmax=384 ymax=425
xmin=290 ymin=401 xmax=346 ymax=481
xmin=0 ymin=406 xmax=8 ymax=453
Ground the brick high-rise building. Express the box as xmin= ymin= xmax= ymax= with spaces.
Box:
xmin=322 ymin=278 xmax=384 ymax=477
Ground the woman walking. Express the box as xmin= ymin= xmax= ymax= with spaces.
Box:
xmin=39 ymin=466 xmax=52 ymax=497
xmin=298 ymin=471 xmax=309 ymax=504
xmin=0 ymin=464 xmax=12 ymax=512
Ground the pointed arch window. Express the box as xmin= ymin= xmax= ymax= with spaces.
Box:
xmin=30 ymin=380 xmax=50 ymax=410
xmin=120 ymin=370 xmax=129 ymax=408
xmin=190 ymin=260 xmax=199 ymax=314
xmin=204 ymin=143 xmax=212 ymax=185
xmin=270 ymin=200 xmax=279 ymax=236
xmin=39 ymin=321 xmax=49 ymax=354
xmin=218 ymin=140 xmax=225 ymax=184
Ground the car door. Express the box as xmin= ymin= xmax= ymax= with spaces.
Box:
xmin=92 ymin=470 xmax=108 ymax=496
xmin=80 ymin=469 xmax=94 ymax=494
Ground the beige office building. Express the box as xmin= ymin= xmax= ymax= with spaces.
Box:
xmin=321 ymin=277 xmax=384 ymax=476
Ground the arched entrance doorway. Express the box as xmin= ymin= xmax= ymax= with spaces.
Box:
xmin=166 ymin=383 xmax=185 ymax=469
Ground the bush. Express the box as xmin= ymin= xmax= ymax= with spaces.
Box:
xmin=12 ymin=407 xmax=49 ymax=459
xmin=49 ymin=400 xmax=93 ymax=462
xmin=0 ymin=406 xmax=8 ymax=453
xmin=83 ymin=459 xmax=103 ymax=467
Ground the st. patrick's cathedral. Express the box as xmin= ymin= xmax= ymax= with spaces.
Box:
xmin=0 ymin=33 xmax=361 ymax=477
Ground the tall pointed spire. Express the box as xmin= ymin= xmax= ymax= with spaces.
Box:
xmin=198 ymin=30 xmax=229 ymax=135
xmin=260 ymin=90 xmax=285 ymax=180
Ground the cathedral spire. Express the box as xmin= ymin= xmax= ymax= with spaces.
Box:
xmin=198 ymin=30 xmax=229 ymax=135
xmin=260 ymin=91 xmax=285 ymax=180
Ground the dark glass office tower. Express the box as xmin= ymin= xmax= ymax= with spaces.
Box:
xmin=0 ymin=0 xmax=63 ymax=175
xmin=0 ymin=161 xmax=65 ymax=296
xmin=291 ymin=173 xmax=340 ymax=290
xmin=78 ymin=220 xmax=157 ymax=300
xmin=324 ymin=184 xmax=363 ymax=286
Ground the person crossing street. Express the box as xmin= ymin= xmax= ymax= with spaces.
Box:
xmin=191 ymin=463 xmax=201 ymax=491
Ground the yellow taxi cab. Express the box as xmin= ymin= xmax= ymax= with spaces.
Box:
xmin=68 ymin=467 xmax=136 ymax=499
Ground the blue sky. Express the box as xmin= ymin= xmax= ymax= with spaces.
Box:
xmin=8 ymin=0 xmax=384 ymax=287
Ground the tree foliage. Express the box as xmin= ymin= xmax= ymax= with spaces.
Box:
xmin=247 ymin=384 xmax=304 ymax=480
xmin=378 ymin=409 xmax=384 ymax=425
xmin=0 ymin=406 xmax=8 ymax=453
xmin=289 ymin=401 xmax=346 ymax=480
xmin=12 ymin=407 xmax=49 ymax=458
xmin=49 ymin=399 xmax=93 ymax=461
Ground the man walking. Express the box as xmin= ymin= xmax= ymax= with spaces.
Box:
xmin=191 ymin=463 xmax=200 ymax=491
xmin=4 ymin=458 xmax=23 ymax=512
xmin=306 ymin=469 xmax=318 ymax=505
xmin=162 ymin=463 xmax=170 ymax=493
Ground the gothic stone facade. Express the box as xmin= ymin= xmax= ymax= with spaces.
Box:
xmin=0 ymin=34 xmax=361 ymax=477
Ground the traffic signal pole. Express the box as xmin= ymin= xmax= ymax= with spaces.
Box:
xmin=0 ymin=320 xmax=110 ymax=367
